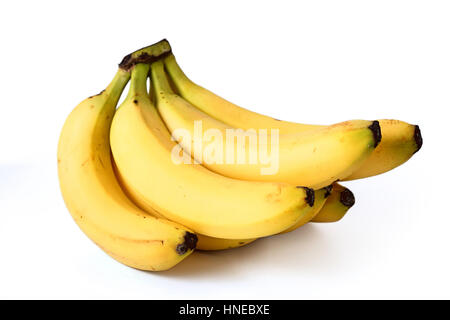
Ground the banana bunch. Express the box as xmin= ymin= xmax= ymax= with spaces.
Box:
xmin=58 ymin=39 xmax=422 ymax=271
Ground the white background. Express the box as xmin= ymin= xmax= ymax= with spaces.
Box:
xmin=0 ymin=0 xmax=449 ymax=299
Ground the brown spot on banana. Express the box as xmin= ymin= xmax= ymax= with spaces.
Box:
xmin=81 ymin=159 xmax=89 ymax=167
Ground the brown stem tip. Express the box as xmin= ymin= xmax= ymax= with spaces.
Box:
xmin=176 ymin=232 xmax=198 ymax=255
xmin=118 ymin=54 xmax=132 ymax=70
xmin=414 ymin=125 xmax=423 ymax=153
xmin=368 ymin=120 xmax=382 ymax=148
xmin=340 ymin=188 xmax=355 ymax=208
xmin=324 ymin=185 xmax=333 ymax=198
xmin=297 ymin=186 xmax=315 ymax=207
xmin=119 ymin=39 xmax=172 ymax=71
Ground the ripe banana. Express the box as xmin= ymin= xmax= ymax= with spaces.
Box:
xmin=312 ymin=183 xmax=355 ymax=222
xmin=110 ymin=63 xmax=317 ymax=239
xmin=196 ymin=184 xmax=351 ymax=250
xmin=196 ymin=185 xmax=330 ymax=250
xmin=163 ymin=52 xmax=422 ymax=180
xmin=151 ymin=60 xmax=380 ymax=189
xmin=116 ymin=154 xmax=258 ymax=251
xmin=57 ymin=68 xmax=197 ymax=271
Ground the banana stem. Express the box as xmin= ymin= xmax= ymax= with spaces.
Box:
xmin=126 ymin=64 xmax=150 ymax=99
xmin=104 ymin=69 xmax=130 ymax=103
xmin=119 ymin=39 xmax=172 ymax=71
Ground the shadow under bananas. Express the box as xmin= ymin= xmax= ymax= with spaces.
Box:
xmin=153 ymin=223 xmax=341 ymax=279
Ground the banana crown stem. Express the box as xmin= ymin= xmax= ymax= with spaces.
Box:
xmin=119 ymin=39 xmax=172 ymax=71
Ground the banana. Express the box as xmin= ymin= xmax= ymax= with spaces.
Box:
xmin=57 ymin=67 xmax=197 ymax=271
xmin=195 ymin=183 xmax=355 ymax=250
xmin=151 ymin=59 xmax=380 ymax=189
xmin=196 ymin=185 xmax=330 ymax=250
xmin=116 ymin=154 xmax=258 ymax=251
xmin=117 ymin=154 xmax=258 ymax=252
xmin=110 ymin=63 xmax=317 ymax=239
xmin=312 ymin=183 xmax=355 ymax=222
xmin=163 ymin=52 xmax=422 ymax=180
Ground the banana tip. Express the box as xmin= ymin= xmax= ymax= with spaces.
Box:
xmin=414 ymin=125 xmax=423 ymax=153
xmin=340 ymin=188 xmax=355 ymax=208
xmin=298 ymin=187 xmax=315 ymax=207
xmin=324 ymin=185 xmax=333 ymax=198
xmin=176 ymin=232 xmax=198 ymax=255
xmin=369 ymin=120 xmax=382 ymax=148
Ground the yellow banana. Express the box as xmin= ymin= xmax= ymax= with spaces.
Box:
xmin=195 ymin=184 xmax=355 ymax=250
xmin=151 ymin=60 xmax=380 ymax=189
xmin=57 ymin=68 xmax=197 ymax=271
xmin=116 ymin=157 xmax=257 ymax=251
xmin=312 ymin=183 xmax=355 ymax=222
xmin=196 ymin=185 xmax=330 ymax=250
xmin=110 ymin=63 xmax=317 ymax=239
xmin=164 ymin=52 xmax=422 ymax=180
